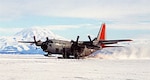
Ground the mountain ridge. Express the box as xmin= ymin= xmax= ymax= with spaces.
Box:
xmin=0 ymin=27 xmax=67 ymax=54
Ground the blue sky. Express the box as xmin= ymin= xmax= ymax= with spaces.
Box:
xmin=0 ymin=0 xmax=150 ymax=40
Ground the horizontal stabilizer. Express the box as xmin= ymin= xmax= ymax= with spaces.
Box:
xmin=102 ymin=46 xmax=123 ymax=48
xmin=99 ymin=39 xmax=132 ymax=45
xmin=99 ymin=39 xmax=132 ymax=42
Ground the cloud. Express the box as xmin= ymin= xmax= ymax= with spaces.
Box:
xmin=29 ymin=23 xmax=99 ymax=31
xmin=0 ymin=24 xmax=85 ymax=36
xmin=0 ymin=27 xmax=23 ymax=36
xmin=32 ymin=22 xmax=150 ymax=31
xmin=0 ymin=0 xmax=150 ymax=21
xmin=32 ymin=25 xmax=80 ymax=30
xmin=133 ymin=34 xmax=150 ymax=39
xmin=0 ymin=0 xmax=150 ymax=37
xmin=107 ymin=23 xmax=150 ymax=30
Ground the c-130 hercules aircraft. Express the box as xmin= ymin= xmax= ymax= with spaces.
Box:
xmin=19 ymin=23 xmax=132 ymax=59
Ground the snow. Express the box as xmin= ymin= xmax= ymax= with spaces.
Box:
xmin=92 ymin=39 xmax=150 ymax=59
xmin=0 ymin=54 xmax=149 ymax=80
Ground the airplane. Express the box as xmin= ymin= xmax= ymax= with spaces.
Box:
xmin=19 ymin=23 xmax=132 ymax=59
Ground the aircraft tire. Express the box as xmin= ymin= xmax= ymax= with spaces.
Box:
xmin=44 ymin=52 xmax=51 ymax=57
xmin=63 ymin=52 xmax=70 ymax=59
xmin=62 ymin=48 xmax=70 ymax=59
xmin=74 ymin=52 xmax=80 ymax=59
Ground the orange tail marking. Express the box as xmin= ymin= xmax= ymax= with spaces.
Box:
xmin=100 ymin=23 xmax=106 ymax=40
xmin=97 ymin=23 xmax=106 ymax=47
xmin=97 ymin=23 xmax=106 ymax=41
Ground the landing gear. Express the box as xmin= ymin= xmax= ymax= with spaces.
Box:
xmin=44 ymin=52 xmax=51 ymax=57
xmin=74 ymin=52 xmax=80 ymax=59
xmin=62 ymin=52 xmax=70 ymax=59
xmin=62 ymin=48 xmax=70 ymax=59
xmin=62 ymin=48 xmax=80 ymax=59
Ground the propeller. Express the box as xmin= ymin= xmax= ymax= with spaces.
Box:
xmin=18 ymin=36 xmax=37 ymax=44
xmin=71 ymin=36 xmax=80 ymax=58
xmin=88 ymin=35 xmax=94 ymax=45
xmin=88 ymin=35 xmax=92 ymax=42
xmin=71 ymin=36 xmax=79 ymax=45
xmin=76 ymin=36 xmax=79 ymax=45
xmin=33 ymin=36 xmax=43 ymax=46
xmin=71 ymin=36 xmax=80 ymax=49
xmin=40 ymin=37 xmax=49 ymax=51
xmin=18 ymin=36 xmax=43 ymax=46
xmin=33 ymin=36 xmax=37 ymax=45
xmin=18 ymin=36 xmax=48 ymax=50
xmin=87 ymin=35 xmax=101 ymax=48
xmin=33 ymin=36 xmax=37 ymax=43
xmin=46 ymin=37 xmax=49 ymax=41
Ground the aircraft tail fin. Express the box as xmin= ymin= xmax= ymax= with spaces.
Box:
xmin=97 ymin=23 xmax=106 ymax=41
xmin=96 ymin=23 xmax=106 ymax=47
xmin=96 ymin=23 xmax=132 ymax=48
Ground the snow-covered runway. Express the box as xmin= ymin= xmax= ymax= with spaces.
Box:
xmin=0 ymin=54 xmax=149 ymax=80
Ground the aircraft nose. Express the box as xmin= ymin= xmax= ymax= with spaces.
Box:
xmin=41 ymin=42 xmax=48 ymax=51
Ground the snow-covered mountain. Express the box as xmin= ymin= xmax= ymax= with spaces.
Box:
xmin=15 ymin=27 xmax=67 ymax=41
xmin=0 ymin=27 xmax=67 ymax=54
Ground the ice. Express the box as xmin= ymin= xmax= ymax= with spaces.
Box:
xmin=0 ymin=54 xmax=149 ymax=80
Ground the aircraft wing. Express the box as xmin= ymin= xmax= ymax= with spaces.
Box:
xmin=18 ymin=41 xmax=35 ymax=43
xmin=99 ymin=39 xmax=132 ymax=45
